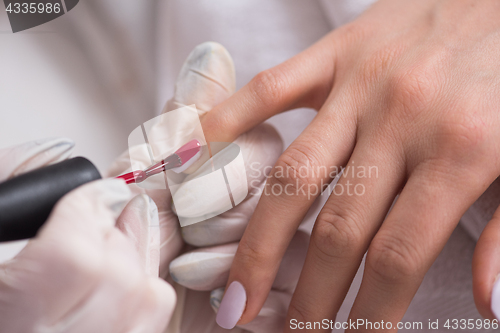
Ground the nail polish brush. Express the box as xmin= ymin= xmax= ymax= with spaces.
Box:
xmin=116 ymin=139 xmax=202 ymax=184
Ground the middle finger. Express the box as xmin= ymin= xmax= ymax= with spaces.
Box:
xmin=285 ymin=136 xmax=404 ymax=332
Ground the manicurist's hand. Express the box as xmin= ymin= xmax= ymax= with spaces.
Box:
xmin=0 ymin=139 xmax=175 ymax=333
xmin=201 ymin=0 xmax=500 ymax=330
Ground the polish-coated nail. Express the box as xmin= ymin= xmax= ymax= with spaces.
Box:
xmin=216 ymin=281 xmax=247 ymax=329
xmin=492 ymin=277 xmax=500 ymax=320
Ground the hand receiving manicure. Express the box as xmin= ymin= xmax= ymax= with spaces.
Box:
xmin=200 ymin=0 xmax=500 ymax=330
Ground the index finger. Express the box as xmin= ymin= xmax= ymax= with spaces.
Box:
xmin=200 ymin=34 xmax=337 ymax=143
xmin=215 ymin=93 xmax=359 ymax=328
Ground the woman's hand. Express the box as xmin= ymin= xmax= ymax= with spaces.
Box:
xmin=200 ymin=0 xmax=500 ymax=330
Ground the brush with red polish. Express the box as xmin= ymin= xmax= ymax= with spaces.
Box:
xmin=116 ymin=139 xmax=202 ymax=184
xmin=0 ymin=139 xmax=203 ymax=242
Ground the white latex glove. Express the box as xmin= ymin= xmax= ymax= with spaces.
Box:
xmin=107 ymin=41 xmax=284 ymax=276
xmin=108 ymin=41 xmax=305 ymax=332
xmin=0 ymin=138 xmax=175 ymax=333
xmin=156 ymin=42 xmax=308 ymax=333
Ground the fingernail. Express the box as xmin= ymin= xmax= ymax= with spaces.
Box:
xmin=493 ymin=276 xmax=500 ymax=320
xmin=210 ymin=288 xmax=224 ymax=312
xmin=216 ymin=281 xmax=247 ymax=329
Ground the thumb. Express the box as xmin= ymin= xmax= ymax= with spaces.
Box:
xmin=473 ymin=204 xmax=500 ymax=320
xmin=116 ymin=194 xmax=161 ymax=277
xmin=34 ymin=179 xmax=132 ymax=257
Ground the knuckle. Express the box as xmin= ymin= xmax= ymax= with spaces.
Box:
xmin=434 ymin=112 xmax=489 ymax=155
xmin=366 ymin=233 xmax=421 ymax=284
xmin=250 ymin=68 xmax=288 ymax=108
xmin=336 ymin=22 xmax=369 ymax=47
xmin=388 ymin=68 xmax=439 ymax=116
xmin=237 ymin=238 xmax=271 ymax=271
xmin=287 ymin=298 xmax=318 ymax=323
xmin=359 ymin=46 xmax=403 ymax=84
xmin=313 ymin=210 xmax=364 ymax=261
xmin=386 ymin=51 xmax=449 ymax=119
xmin=270 ymin=145 xmax=320 ymax=192
xmin=203 ymin=109 xmax=237 ymax=140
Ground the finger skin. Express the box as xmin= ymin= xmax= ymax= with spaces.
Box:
xmin=284 ymin=141 xmax=403 ymax=332
xmin=473 ymin=205 xmax=500 ymax=319
xmin=346 ymin=162 xmax=488 ymax=332
xmin=222 ymin=108 xmax=356 ymax=326
xmin=201 ymin=33 xmax=338 ymax=143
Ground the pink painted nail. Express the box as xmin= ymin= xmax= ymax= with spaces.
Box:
xmin=493 ymin=278 xmax=500 ymax=320
xmin=216 ymin=281 xmax=247 ymax=329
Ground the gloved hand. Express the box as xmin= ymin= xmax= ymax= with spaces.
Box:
xmin=134 ymin=42 xmax=307 ymax=333
xmin=0 ymin=138 xmax=175 ymax=333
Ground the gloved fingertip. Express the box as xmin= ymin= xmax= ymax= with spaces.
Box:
xmin=150 ymin=277 xmax=177 ymax=309
xmin=67 ymin=179 xmax=131 ymax=222
xmin=144 ymin=277 xmax=177 ymax=331
xmin=173 ymin=41 xmax=236 ymax=115
xmin=98 ymin=179 xmax=132 ymax=216
xmin=147 ymin=195 xmax=160 ymax=228
xmin=32 ymin=136 xmax=74 ymax=148
xmin=116 ymin=194 xmax=160 ymax=276
xmin=168 ymin=244 xmax=237 ymax=290
xmin=10 ymin=137 xmax=75 ymax=177
xmin=32 ymin=137 xmax=75 ymax=161
xmin=210 ymin=287 xmax=224 ymax=312
xmin=43 ymin=179 xmax=132 ymax=238
xmin=118 ymin=194 xmax=159 ymax=233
